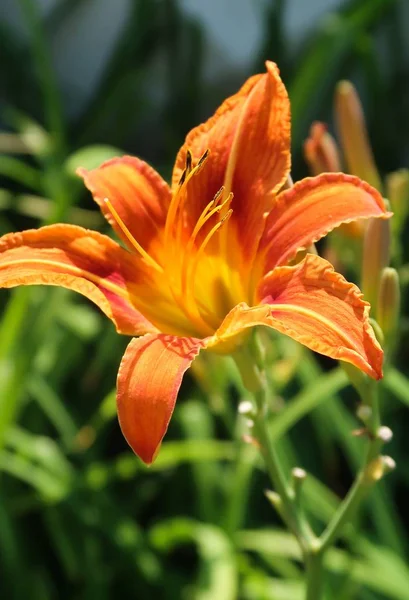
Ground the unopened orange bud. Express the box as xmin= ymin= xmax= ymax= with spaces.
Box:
xmin=361 ymin=215 xmax=391 ymax=315
xmin=339 ymin=220 xmax=365 ymax=239
xmin=335 ymin=81 xmax=382 ymax=192
xmin=377 ymin=267 xmax=400 ymax=348
xmin=303 ymin=122 xmax=342 ymax=175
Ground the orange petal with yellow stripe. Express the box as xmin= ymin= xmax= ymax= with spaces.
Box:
xmin=256 ymin=254 xmax=383 ymax=378
xmin=117 ymin=334 xmax=204 ymax=463
xmin=173 ymin=61 xmax=291 ymax=260
xmin=0 ymin=224 xmax=157 ymax=335
xmin=258 ymin=173 xmax=391 ymax=274
xmin=206 ymin=255 xmax=383 ymax=378
xmin=78 ymin=156 xmax=171 ymax=256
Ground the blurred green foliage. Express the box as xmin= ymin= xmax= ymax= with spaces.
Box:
xmin=1 ymin=0 xmax=409 ymax=598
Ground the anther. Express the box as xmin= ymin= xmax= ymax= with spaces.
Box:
xmin=186 ymin=149 xmax=193 ymax=173
xmin=197 ymin=149 xmax=210 ymax=167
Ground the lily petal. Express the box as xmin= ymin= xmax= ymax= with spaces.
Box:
xmin=117 ymin=334 xmax=203 ymax=463
xmin=258 ymin=173 xmax=391 ymax=274
xmin=78 ymin=156 xmax=171 ymax=255
xmin=0 ymin=224 xmax=157 ymax=335
xmin=172 ymin=61 xmax=291 ymax=259
xmin=207 ymin=254 xmax=383 ymax=378
xmin=256 ymin=254 xmax=383 ymax=378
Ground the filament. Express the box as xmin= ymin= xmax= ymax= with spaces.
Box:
xmin=103 ymin=198 xmax=164 ymax=274
xmin=185 ymin=209 xmax=233 ymax=311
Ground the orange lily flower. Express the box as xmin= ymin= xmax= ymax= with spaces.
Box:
xmin=0 ymin=62 xmax=390 ymax=464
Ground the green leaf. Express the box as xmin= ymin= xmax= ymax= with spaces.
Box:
xmin=1 ymin=427 xmax=73 ymax=502
xmin=269 ymin=368 xmax=348 ymax=441
xmin=8 ymin=111 xmax=51 ymax=158
xmin=243 ymin=575 xmax=303 ymax=600
xmin=384 ymin=367 xmax=409 ymax=407
xmin=177 ymin=400 xmax=222 ymax=522
xmin=0 ymin=449 xmax=70 ymax=503
xmin=27 ymin=376 xmax=78 ymax=448
xmin=0 ymin=156 xmax=43 ymax=192
xmin=65 ymin=145 xmax=124 ymax=176
xmin=237 ymin=529 xmax=409 ymax=599
xmin=150 ymin=518 xmax=237 ymax=600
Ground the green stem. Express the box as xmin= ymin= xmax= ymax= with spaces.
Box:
xmin=318 ymin=381 xmax=383 ymax=553
xmin=234 ymin=342 xmax=388 ymax=600
xmin=305 ymin=550 xmax=324 ymax=600
xmin=253 ymin=385 xmax=313 ymax=553
xmin=306 ymin=380 xmax=387 ymax=598
xmin=233 ymin=349 xmax=314 ymax=555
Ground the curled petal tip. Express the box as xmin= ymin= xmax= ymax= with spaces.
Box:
xmin=265 ymin=60 xmax=278 ymax=73
xmin=259 ymin=172 xmax=392 ymax=273
xmin=75 ymin=166 xmax=87 ymax=177
xmin=256 ymin=254 xmax=384 ymax=379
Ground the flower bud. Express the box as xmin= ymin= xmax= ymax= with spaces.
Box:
xmin=361 ymin=214 xmax=391 ymax=315
xmin=238 ymin=400 xmax=255 ymax=416
xmin=335 ymin=81 xmax=382 ymax=191
xmin=291 ymin=467 xmax=307 ymax=503
xmin=377 ymin=267 xmax=400 ymax=347
xmin=356 ymin=404 xmax=372 ymax=424
xmin=303 ymin=122 xmax=342 ymax=175
xmin=378 ymin=426 xmax=393 ymax=443
xmin=381 ymin=455 xmax=396 ymax=475
xmin=366 ymin=455 xmax=395 ymax=482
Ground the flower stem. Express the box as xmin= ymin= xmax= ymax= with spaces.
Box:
xmin=252 ymin=384 xmax=314 ymax=553
xmin=318 ymin=381 xmax=386 ymax=553
xmin=305 ymin=379 xmax=390 ymax=599
xmin=233 ymin=348 xmax=314 ymax=554
xmin=305 ymin=549 xmax=324 ymax=600
xmin=234 ymin=342 xmax=391 ymax=600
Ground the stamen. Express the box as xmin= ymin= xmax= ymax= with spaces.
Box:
xmin=177 ymin=148 xmax=197 ymax=185
xmin=103 ymin=198 xmax=164 ymax=274
xmin=165 ymin=150 xmax=210 ymax=250
xmin=197 ymin=149 xmax=210 ymax=168
xmin=213 ymin=186 xmax=225 ymax=205
xmin=185 ymin=149 xmax=193 ymax=173
xmin=179 ymin=190 xmax=232 ymax=298
xmin=174 ymin=178 xmax=220 ymax=255
xmin=184 ymin=209 xmax=233 ymax=311
xmin=178 ymin=167 xmax=188 ymax=186
xmin=165 ymin=183 xmax=184 ymax=252
xmin=190 ymin=192 xmax=232 ymax=248
xmin=191 ymin=198 xmax=216 ymax=235
xmin=162 ymin=148 xmax=223 ymax=334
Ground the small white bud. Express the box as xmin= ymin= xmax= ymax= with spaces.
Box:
xmin=238 ymin=400 xmax=254 ymax=415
